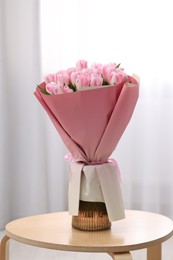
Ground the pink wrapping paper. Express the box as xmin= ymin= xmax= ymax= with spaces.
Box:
xmin=34 ymin=76 xmax=139 ymax=163
xmin=34 ymin=75 xmax=139 ymax=221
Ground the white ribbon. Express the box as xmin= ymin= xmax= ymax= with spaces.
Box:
xmin=68 ymin=162 xmax=125 ymax=222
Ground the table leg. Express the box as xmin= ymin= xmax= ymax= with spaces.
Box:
xmin=108 ymin=252 xmax=132 ymax=260
xmin=147 ymin=244 xmax=161 ymax=260
xmin=0 ymin=236 xmax=10 ymax=260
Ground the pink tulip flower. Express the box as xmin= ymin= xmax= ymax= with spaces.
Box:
xmin=63 ymin=85 xmax=73 ymax=93
xmin=75 ymin=74 xmax=91 ymax=89
xmin=110 ymin=69 xmax=126 ymax=85
xmin=91 ymin=63 xmax=103 ymax=74
xmin=81 ymin=68 xmax=92 ymax=76
xmin=76 ymin=60 xmax=88 ymax=70
xmin=55 ymin=70 xmax=70 ymax=85
xmin=46 ymin=82 xmax=63 ymax=95
xmin=70 ymin=71 xmax=82 ymax=86
xmin=67 ymin=67 xmax=76 ymax=81
xmin=90 ymin=76 xmax=103 ymax=87
xmin=101 ymin=63 xmax=117 ymax=83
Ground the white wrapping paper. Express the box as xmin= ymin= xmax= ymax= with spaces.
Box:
xmin=68 ymin=162 xmax=125 ymax=222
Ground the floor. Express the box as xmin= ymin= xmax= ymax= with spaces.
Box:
xmin=0 ymin=230 xmax=173 ymax=259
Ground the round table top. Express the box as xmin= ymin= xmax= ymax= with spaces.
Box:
xmin=5 ymin=210 xmax=173 ymax=253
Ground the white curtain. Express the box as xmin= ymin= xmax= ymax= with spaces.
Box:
xmin=0 ymin=0 xmax=68 ymax=230
xmin=0 ymin=0 xmax=173 ymax=230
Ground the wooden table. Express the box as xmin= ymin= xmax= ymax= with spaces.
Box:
xmin=0 ymin=210 xmax=173 ymax=260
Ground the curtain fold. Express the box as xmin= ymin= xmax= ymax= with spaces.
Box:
xmin=0 ymin=0 xmax=68 ymax=230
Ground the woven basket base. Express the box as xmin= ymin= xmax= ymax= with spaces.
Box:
xmin=72 ymin=201 xmax=111 ymax=231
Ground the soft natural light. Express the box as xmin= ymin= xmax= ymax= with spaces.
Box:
xmin=39 ymin=0 xmax=173 ymax=217
xmin=40 ymin=0 xmax=173 ymax=96
xmin=1 ymin=1 xmax=173 ymax=251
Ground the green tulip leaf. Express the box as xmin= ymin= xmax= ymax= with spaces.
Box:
xmin=37 ymin=85 xmax=51 ymax=95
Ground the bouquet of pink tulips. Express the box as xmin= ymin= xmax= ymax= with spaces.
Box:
xmin=38 ymin=60 xmax=127 ymax=95
xmin=34 ymin=60 xmax=139 ymax=222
